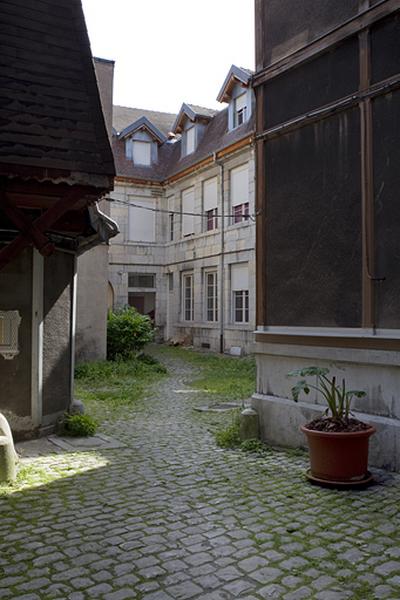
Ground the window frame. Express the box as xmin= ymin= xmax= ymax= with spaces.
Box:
xmin=182 ymin=272 xmax=194 ymax=322
xmin=234 ymin=92 xmax=248 ymax=128
xmin=233 ymin=289 xmax=249 ymax=324
xmin=185 ymin=126 xmax=196 ymax=155
xmin=204 ymin=270 xmax=218 ymax=322
xmin=132 ymin=140 xmax=152 ymax=166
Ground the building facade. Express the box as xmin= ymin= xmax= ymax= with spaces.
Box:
xmin=109 ymin=66 xmax=256 ymax=354
xmin=252 ymin=0 xmax=400 ymax=470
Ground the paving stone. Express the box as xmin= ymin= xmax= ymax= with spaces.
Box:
xmin=1 ymin=349 xmax=400 ymax=600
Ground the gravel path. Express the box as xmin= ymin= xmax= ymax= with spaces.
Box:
xmin=1 ymin=349 xmax=400 ymax=599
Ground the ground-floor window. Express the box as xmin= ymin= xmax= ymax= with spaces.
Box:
xmin=233 ymin=290 xmax=249 ymax=323
xmin=205 ymin=271 xmax=218 ymax=321
xmin=231 ymin=263 xmax=249 ymax=323
xmin=182 ymin=273 xmax=194 ymax=321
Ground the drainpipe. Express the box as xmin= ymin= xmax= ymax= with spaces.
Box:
xmin=214 ymin=153 xmax=225 ymax=354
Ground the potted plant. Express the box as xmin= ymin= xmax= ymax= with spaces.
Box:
xmin=288 ymin=366 xmax=375 ymax=487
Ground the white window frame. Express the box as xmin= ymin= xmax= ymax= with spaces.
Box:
xmin=234 ymin=92 xmax=248 ymax=128
xmin=230 ymin=163 xmax=249 ymax=225
xmin=233 ymin=290 xmax=249 ymax=324
xmin=203 ymin=177 xmax=218 ymax=232
xmin=204 ymin=270 xmax=218 ymax=322
xmin=182 ymin=273 xmax=194 ymax=322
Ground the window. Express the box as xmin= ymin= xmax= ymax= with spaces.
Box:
xmin=169 ymin=212 xmax=174 ymax=241
xmin=168 ymin=273 xmax=174 ymax=292
xmin=234 ymin=93 xmax=248 ymax=128
xmin=128 ymin=198 xmax=155 ymax=242
xmin=203 ymin=177 xmax=218 ymax=231
xmin=233 ymin=290 xmax=249 ymax=323
xmin=205 ymin=271 xmax=218 ymax=322
xmin=230 ymin=164 xmax=249 ymax=224
xmin=128 ymin=273 xmax=155 ymax=288
xmin=182 ymin=187 xmax=195 ymax=236
xmin=182 ymin=273 xmax=194 ymax=321
xmin=231 ymin=263 xmax=249 ymax=323
xmin=233 ymin=203 xmax=249 ymax=224
xmin=185 ymin=126 xmax=196 ymax=155
xmin=133 ymin=141 xmax=151 ymax=166
xmin=206 ymin=208 xmax=218 ymax=231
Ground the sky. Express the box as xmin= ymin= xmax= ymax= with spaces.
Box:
xmin=81 ymin=0 xmax=255 ymax=114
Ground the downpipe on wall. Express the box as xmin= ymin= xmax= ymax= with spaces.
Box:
xmin=213 ymin=153 xmax=225 ymax=354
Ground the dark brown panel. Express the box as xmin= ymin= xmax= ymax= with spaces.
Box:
xmin=264 ymin=36 xmax=359 ymax=129
xmin=371 ymin=12 xmax=400 ymax=83
xmin=373 ymin=90 xmax=400 ymax=328
xmin=263 ymin=0 xmax=359 ymax=67
xmin=255 ymin=332 xmax=400 ymax=351
xmin=265 ymin=110 xmax=362 ymax=327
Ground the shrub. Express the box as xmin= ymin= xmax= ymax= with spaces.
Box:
xmin=215 ymin=413 xmax=241 ymax=449
xmin=107 ymin=307 xmax=154 ymax=361
xmin=63 ymin=414 xmax=97 ymax=437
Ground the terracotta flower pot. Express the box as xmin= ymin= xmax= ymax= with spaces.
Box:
xmin=301 ymin=424 xmax=376 ymax=484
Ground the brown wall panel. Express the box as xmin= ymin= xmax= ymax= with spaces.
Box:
xmin=265 ymin=110 xmax=362 ymax=327
xmin=373 ymin=91 xmax=400 ymax=328
xmin=264 ymin=36 xmax=359 ymax=129
xmin=263 ymin=0 xmax=359 ymax=67
xmin=371 ymin=12 xmax=400 ymax=83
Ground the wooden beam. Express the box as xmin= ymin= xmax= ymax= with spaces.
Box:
xmin=359 ymin=29 xmax=375 ymax=328
xmin=0 ymin=187 xmax=86 ymax=271
xmin=255 ymin=332 xmax=400 ymax=351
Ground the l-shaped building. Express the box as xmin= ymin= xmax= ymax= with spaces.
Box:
xmin=108 ymin=66 xmax=256 ymax=354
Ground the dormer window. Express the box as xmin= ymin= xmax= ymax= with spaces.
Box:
xmin=133 ymin=140 xmax=151 ymax=166
xmin=234 ymin=93 xmax=248 ymax=128
xmin=185 ymin=126 xmax=196 ymax=155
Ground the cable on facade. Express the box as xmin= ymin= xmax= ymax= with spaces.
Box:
xmin=106 ymin=196 xmax=260 ymax=221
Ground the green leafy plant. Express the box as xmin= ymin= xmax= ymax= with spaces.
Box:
xmin=62 ymin=414 xmax=98 ymax=437
xmin=215 ymin=413 xmax=241 ymax=448
xmin=107 ymin=307 xmax=154 ymax=361
xmin=288 ymin=366 xmax=366 ymax=421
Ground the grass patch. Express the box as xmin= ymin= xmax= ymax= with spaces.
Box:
xmin=75 ymin=354 xmax=167 ymax=417
xmin=158 ymin=346 xmax=256 ymax=400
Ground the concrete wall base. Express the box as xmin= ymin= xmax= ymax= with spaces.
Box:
xmin=251 ymin=393 xmax=400 ymax=472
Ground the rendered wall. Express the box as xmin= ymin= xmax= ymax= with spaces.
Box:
xmin=0 ymin=248 xmax=33 ymax=433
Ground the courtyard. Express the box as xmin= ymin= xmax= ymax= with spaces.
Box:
xmin=1 ymin=347 xmax=400 ymax=600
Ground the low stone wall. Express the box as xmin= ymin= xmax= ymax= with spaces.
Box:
xmin=252 ymin=341 xmax=400 ymax=471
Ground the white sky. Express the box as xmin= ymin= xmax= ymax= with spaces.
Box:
xmin=81 ymin=0 xmax=255 ymax=114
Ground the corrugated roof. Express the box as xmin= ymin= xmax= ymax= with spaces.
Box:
xmin=0 ymin=0 xmax=115 ymax=181
xmin=113 ymin=106 xmax=176 ymax=137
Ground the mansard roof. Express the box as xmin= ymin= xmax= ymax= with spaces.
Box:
xmin=113 ymin=106 xmax=176 ymax=137
xmin=119 ymin=116 xmax=167 ymax=144
xmin=0 ymin=0 xmax=115 ymax=185
xmin=112 ymin=106 xmax=254 ymax=183
xmin=217 ymin=65 xmax=253 ymax=103
xmin=172 ymin=103 xmax=217 ymax=134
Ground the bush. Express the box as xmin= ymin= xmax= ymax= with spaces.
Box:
xmin=62 ymin=414 xmax=98 ymax=437
xmin=215 ymin=413 xmax=241 ymax=449
xmin=107 ymin=307 xmax=154 ymax=361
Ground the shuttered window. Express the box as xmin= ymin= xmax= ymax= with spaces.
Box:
xmin=133 ymin=141 xmax=151 ymax=166
xmin=182 ymin=187 xmax=195 ymax=236
xmin=128 ymin=198 xmax=155 ymax=242
xmin=203 ymin=177 xmax=218 ymax=231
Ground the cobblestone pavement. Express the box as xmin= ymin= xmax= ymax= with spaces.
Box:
xmin=1 ymin=350 xmax=400 ymax=600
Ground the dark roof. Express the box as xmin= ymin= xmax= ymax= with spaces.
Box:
xmin=0 ymin=0 xmax=115 ymax=184
xmin=119 ymin=116 xmax=167 ymax=144
xmin=113 ymin=107 xmax=254 ymax=183
xmin=113 ymin=106 xmax=176 ymax=137
xmin=172 ymin=103 xmax=217 ymax=134
xmin=217 ymin=65 xmax=253 ymax=103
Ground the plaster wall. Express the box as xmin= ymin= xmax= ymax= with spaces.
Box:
xmin=0 ymin=248 xmax=33 ymax=433
xmin=109 ymin=146 xmax=256 ymax=353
